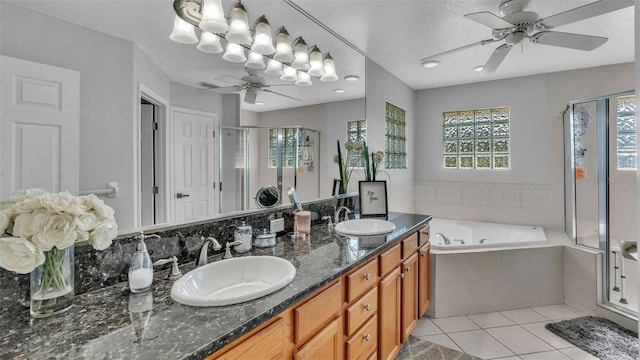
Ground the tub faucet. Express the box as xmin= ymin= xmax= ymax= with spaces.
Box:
xmin=334 ymin=206 xmax=352 ymax=223
xmin=435 ymin=232 xmax=450 ymax=245
xmin=197 ymin=236 xmax=222 ymax=266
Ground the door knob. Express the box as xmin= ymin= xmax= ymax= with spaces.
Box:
xmin=176 ymin=193 xmax=190 ymax=198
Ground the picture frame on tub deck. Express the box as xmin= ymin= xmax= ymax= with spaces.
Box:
xmin=359 ymin=180 xmax=388 ymax=217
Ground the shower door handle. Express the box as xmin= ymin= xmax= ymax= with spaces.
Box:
xmin=176 ymin=193 xmax=190 ymax=199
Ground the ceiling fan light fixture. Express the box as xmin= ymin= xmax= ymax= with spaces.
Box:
xmin=199 ymin=0 xmax=228 ymax=34
xmin=273 ymin=26 xmax=294 ymax=63
xmin=197 ymin=32 xmax=224 ymax=54
xmin=472 ymin=65 xmax=484 ymax=72
xmin=280 ymin=66 xmax=298 ymax=81
xmin=251 ymin=15 xmax=276 ymax=55
xmin=320 ymin=53 xmax=339 ymax=82
xmin=307 ymin=45 xmax=325 ymax=77
xmin=222 ymin=42 xmax=247 ymax=62
xmin=225 ymin=1 xmax=252 ymax=45
xmin=295 ymin=71 xmax=312 ymax=86
xmin=420 ymin=59 xmax=440 ymax=68
xmin=291 ymin=37 xmax=310 ymax=71
xmin=169 ymin=15 xmax=199 ymax=44
xmin=245 ymin=52 xmax=266 ymax=69
xmin=265 ymin=59 xmax=284 ymax=76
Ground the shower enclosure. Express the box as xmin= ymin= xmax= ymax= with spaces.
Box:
xmin=564 ymin=91 xmax=637 ymax=317
xmin=218 ymin=125 xmax=321 ymax=214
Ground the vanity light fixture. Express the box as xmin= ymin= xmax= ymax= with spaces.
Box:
xmin=420 ymin=59 xmax=440 ymax=68
xmin=295 ymin=71 xmax=312 ymax=86
xmin=251 ymin=15 xmax=276 ymax=55
xmin=307 ymin=46 xmax=324 ymax=77
xmin=344 ymin=75 xmax=360 ymax=81
xmin=291 ymin=37 xmax=310 ymax=71
xmin=264 ymin=59 xmax=284 ymax=76
xmin=225 ymin=2 xmax=252 ymax=45
xmin=197 ymin=32 xmax=224 ymax=54
xmin=199 ymin=0 xmax=228 ymax=33
xmin=223 ymin=42 xmax=247 ymax=63
xmin=320 ymin=53 xmax=339 ymax=82
xmin=245 ymin=52 xmax=266 ymax=69
xmin=273 ymin=26 xmax=294 ymax=63
xmin=472 ymin=65 xmax=484 ymax=73
xmin=280 ymin=65 xmax=298 ymax=81
xmin=169 ymin=15 xmax=199 ymax=44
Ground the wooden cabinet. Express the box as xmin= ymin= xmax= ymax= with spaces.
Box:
xmin=208 ymin=318 xmax=286 ymax=360
xmin=378 ymin=267 xmax=401 ymax=360
xmin=296 ymin=317 xmax=343 ymax=360
xmin=346 ymin=258 xmax=379 ymax=303
xmin=418 ymin=242 xmax=431 ymax=318
xmin=401 ymin=252 xmax=419 ymax=343
xmin=295 ymin=281 xmax=342 ymax=345
xmin=346 ymin=315 xmax=378 ymax=360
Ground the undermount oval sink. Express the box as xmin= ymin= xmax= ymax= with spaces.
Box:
xmin=334 ymin=219 xmax=396 ymax=236
xmin=171 ymin=256 xmax=296 ymax=307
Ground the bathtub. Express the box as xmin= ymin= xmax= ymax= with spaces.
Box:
xmin=430 ymin=218 xmax=547 ymax=251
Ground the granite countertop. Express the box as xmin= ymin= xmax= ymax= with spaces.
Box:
xmin=0 ymin=213 xmax=430 ymax=359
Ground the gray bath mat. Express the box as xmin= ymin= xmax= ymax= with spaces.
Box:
xmin=395 ymin=335 xmax=481 ymax=360
xmin=545 ymin=316 xmax=638 ymax=360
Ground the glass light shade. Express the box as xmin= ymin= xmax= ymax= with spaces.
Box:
xmin=225 ymin=2 xmax=252 ymax=45
xmin=245 ymin=52 xmax=266 ymax=69
xmin=320 ymin=53 xmax=339 ymax=82
xmin=291 ymin=37 xmax=310 ymax=70
xmin=280 ymin=66 xmax=298 ymax=81
xmin=199 ymin=0 xmax=228 ymax=33
xmin=197 ymin=32 xmax=224 ymax=54
xmin=265 ymin=59 xmax=284 ymax=76
xmin=251 ymin=15 xmax=276 ymax=55
xmin=273 ymin=26 xmax=293 ymax=63
xmin=223 ymin=42 xmax=247 ymax=63
xmin=295 ymin=71 xmax=312 ymax=86
xmin=307 ymin=45 xmax=324 ymax=77
xmin=169 ymin=15 xmax=199 ymax=44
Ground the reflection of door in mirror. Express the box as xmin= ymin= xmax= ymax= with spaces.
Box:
xmin=140 ymin=99 xmax=158 ymax=227
xmin=219 ymin=126 xmax=250 ymax=214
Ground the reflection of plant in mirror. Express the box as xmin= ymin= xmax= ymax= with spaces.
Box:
xmin=363 ymin=141 xmax=389 ymax=181
xmin=334 ymin=140 xmax=363 ymax=193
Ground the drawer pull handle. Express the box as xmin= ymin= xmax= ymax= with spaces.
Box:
xmin=400 ymin=273 xmax=405 ymax=279
xmin=364 ymin=304 xmax=371 ymax=311
xmin=364 ymin=273 xmax=371 ymax=280
xmin=364 ymin=334 xmax=371 ymax=342
xmin=420 ymin=252 xmax=426 ymax=257
xmin=405 ymin=266 xmax=411 ymax=272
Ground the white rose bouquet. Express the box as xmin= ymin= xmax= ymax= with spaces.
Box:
xmin=0 ymin=189 xmax=118 ymax=307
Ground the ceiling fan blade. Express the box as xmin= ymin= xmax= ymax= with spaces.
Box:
xmin=481 ymin=44 xmax=512 ymax=75
xmin=197 ymin=82 xmax=240 ymax=93
xmin=244 ymin=90 xmax=257 ymax=104
xmin=420 ymin=38 xmax=499 ymax=64
xmin=262 ymin=89 xmax=302 ymax=101
xmin=215 ymin=75 xmax=244 ymax=85
xmin=540 ymin=0 xmax=634 ymax=29
xmin=531 ymin=31 xmax=608 ymax=51
xmin=464 ymin=11 xmax=514 ymax=29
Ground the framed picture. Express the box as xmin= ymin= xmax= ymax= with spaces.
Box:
xmin=359 ymin=180 xmax=388 ymax=217
xmin=332 ymin=179 xmax=343 ymax=196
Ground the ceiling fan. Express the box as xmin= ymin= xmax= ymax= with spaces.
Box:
xmin=198 ymin=69 xmax=301 ymax=104
xmin=419 ymin=0 xmax=634 ymax=75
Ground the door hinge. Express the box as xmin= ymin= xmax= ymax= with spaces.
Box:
xmin=152 ymin=122 xmax=159 ymax=131
xmin=212 ymin=130 xmax=216 ymax=138
xmin=219 ymin=182 xmax=222 ymax=191
xmin=152 ymin=186 xmax=159 ymax=194
xmin=213 ymin=182 xmax=216 ymax=189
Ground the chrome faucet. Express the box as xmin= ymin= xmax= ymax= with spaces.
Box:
xmin=334 ymin=206 xmax=352 ymax=223
xmin=197 ymin=236 xmax=222 ymax=266
xmin=434 ymin=232 xmax=450 ymax=245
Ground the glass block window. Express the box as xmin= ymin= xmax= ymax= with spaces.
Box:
xmin=268 ymin=128 xmax=297 ymax=168
xmin=347 ymin=120 xmax=366 ymax=168
xmin=385 ymin=102 xmax=407 ymax=169
xmin=616 ymin=95 xmax=637 ymax=170
xmin=443 ymin=107 xmax=510 ymax=170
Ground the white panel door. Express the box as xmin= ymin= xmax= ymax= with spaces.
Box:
xmin=173 ymin=108 xmax=216 ymax=222
xmin=0 ymin=56 xmax=80 ymax=198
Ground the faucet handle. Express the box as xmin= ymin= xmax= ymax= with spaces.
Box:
xmin=223 ymin=241 xmax=243 ymax=259
xmin=321 ymin=215 xmax=334 ymax=229
xmin=152 ymin=256 xmax=182 ymax=280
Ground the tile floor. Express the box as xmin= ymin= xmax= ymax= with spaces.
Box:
xmin=412 ymin=304 xmax=600 ymax=360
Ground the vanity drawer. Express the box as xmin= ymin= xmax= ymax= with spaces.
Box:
xmin=295 ymin=280 xmax=342 ymax=344
xmin=418 ymin=225 xmax=430 ymax=247
xmin=346 ymin=315 xmax=378 ymax=360
xmin=402 ymin=233 xmax=419 ymax=258
xmin=379 ymin=243 xmax=401 ymax=277
xmin=346 ymin=258 xmax=379 ymax=303
xmin=345 ymin=287 xmax=378 ymax=337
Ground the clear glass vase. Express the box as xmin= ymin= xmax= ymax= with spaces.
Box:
xmin=30 ymin=246 xmax=75 ymax=318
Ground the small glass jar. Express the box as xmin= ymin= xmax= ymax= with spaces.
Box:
xmin=234 ymin=221 xmax=252 ymax=253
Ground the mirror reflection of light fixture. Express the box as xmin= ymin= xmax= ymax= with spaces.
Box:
xmin=197 ymin=32 xmax=223 ymax=54
xmin=225 ymin=2 xmax=252 ymax=45
xmin=251 ymin=15 xmax=276 ymax=55
xmin=223 ymin=42 xmax=247 ymax=62
xmin=273 ymin=26 xmax=294 ymax=63
xmin=245 ymin=52 xmax=266 ymax=69
xmin=291 ymin=37 xmax=310 ymax=71
xmin=265 ymin=59 xmax=284 ymax=76
xmin=199 ymin=0 xmax=228 ymax=33
xmin=307 ymin=46 xmax=324 ymax=77
xmin=169 ymin=15 xmax=199 ymax=44
xmin=280 ymin=66 xmax=298 ymax=81
xmin=295 ymin=71 xmax=312 ymax=86
xmin=320 ymin=53 xmax=339 ymax=82
xmin=421 ymin=59 xmax=440 ymax=68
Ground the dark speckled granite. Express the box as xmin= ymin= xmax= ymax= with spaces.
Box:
xmin=0 ymin=209 xmax=430 ymax=359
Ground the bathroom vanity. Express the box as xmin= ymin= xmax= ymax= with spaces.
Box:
xmin=0 ymin=213 xmax=430 ymax=359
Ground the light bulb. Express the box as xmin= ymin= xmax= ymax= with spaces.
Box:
xmin=169 ymin=15 xmax=198 ymax=44
xmin=307 ymin=45 xmax=324 ymax=77
xmin=223 ymin=42 xmax=247 ymax=63
xmin=320 ymin=53 xmax=339 ymax=82
xmin=197 ymin=32 xmax=223 ymax=54
xmin=251 ymin=15 xmax=276 ymax=55
xmin=225 ymin=2 xmax=252 ymax=45
xmin=199 ymin=0 xmax=228 ymax=33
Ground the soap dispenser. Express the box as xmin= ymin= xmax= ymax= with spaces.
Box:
xmin=234 ymin=221 xmax=252 ymax=253
xmin=129 ymin=236 xmax=153 ymax=293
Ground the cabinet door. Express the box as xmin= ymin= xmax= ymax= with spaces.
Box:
xmin=401 ymin=252 xmax=419 ymax=343
xmin=418 ymin=242 xmax=431 ymax=318
xmin=295 ymin=317 xmax=342 ymax=360
xmin=378 ymin=267 xmax=401 ymax=360
xmin=211 ymin=318 xmax=284 ymax=360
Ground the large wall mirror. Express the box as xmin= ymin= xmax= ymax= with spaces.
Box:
xmin=0 ymin=0 xmax=365 ymax=233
